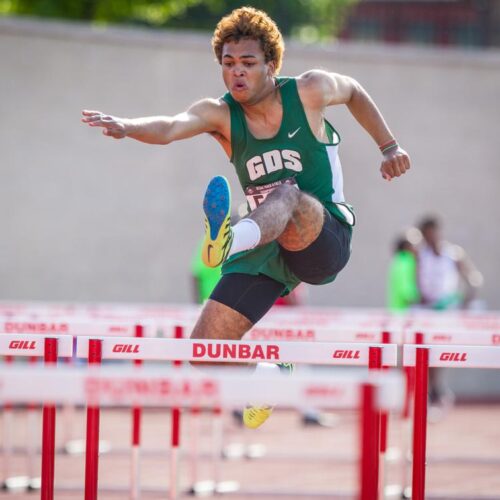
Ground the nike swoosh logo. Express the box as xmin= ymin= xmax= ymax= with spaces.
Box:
xmin=288 ymin=127 xmax=301 ymax=139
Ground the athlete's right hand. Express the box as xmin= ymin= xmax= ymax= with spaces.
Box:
xmin=81 ymin=110 xmax=130 ymax=139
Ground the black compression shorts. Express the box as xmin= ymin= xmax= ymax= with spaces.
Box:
xmin=210 ymin=210 xmax=351 ymax=324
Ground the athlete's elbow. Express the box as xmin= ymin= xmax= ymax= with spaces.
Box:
xmin=154 ymin=129 xmax=174 ymax=145
xmin=346 ymin=77 xmax=363 ymax=102
xmin=134 ymin=135 xmax=171 ymax=145
xmin=157 ymin=136 xmax=172 ymax=145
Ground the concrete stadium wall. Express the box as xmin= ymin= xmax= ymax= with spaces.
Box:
xmin=1 ymin=17 xmax=499 ymax=310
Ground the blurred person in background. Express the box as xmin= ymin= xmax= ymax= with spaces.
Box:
xmin=387 ymin=231 xmax=420 ymax=312
xmin=417 ymin=216 xmax=483 ymax=311
xmin=417 ymin=215 xmax=483 ymax=413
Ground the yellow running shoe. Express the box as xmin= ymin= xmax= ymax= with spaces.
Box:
xmin=242 ymin=364 xmax=294 ymax=429
xmin=202 ymin=176 xmax=233 ymax=268
xmin=243 ymin=405 xmax=273 ymax=429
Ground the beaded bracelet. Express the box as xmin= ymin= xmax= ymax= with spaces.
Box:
xmin=379 ymin=139 xmax=399 ymax=155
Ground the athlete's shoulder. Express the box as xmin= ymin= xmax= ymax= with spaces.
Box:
xmin=188 ymin=97 xmax=230 ymax=130
xmin=189 ymin=97 xmax=229 ymax=118
xmin=295 ymin=70 xmax=333 ymax=109
xmin=296 ymin=70 xmax=357 ymax=107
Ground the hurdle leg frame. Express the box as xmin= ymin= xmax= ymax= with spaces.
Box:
xmin=411 ymin=346 xmax=429 ymax=500
xmin=360 ymin=382 xmax=378 ymax=500
xmin=1 ymin=356 xmax=25 ymax=492
xmin=187 ymin=407 xmax=201 ymax=493
xmin=368 ymin=346 xmax=382 ymax=498
xmin=401 ymin=332 xmax=423 ymax=499
xmin=169 ymin=326 xmax=183 ymax=500
xmin=131 ymin=324 xmax=144 ymax=500
xmin=85 ymin=339 xmax=103 ymax=500
xmin=26 ymin=356 xmax=40 ymax=490
xmin=41 ymin=338 xmax=58 ymax=500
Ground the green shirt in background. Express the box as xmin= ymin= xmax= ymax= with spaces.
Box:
xmin=388 ymin=250 xmax=420 ymax=311
xmin=191 ymin=240 xmax=222 ymax=303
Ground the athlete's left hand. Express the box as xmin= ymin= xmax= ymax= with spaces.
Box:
xmin=380 ymin=147 xmax=410 ymax=181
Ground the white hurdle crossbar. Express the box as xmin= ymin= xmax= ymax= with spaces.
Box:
xmin=405 ymin=328 xmax=500 ymax=347
xmin=76 ymin=336 xmax=398 ymax=366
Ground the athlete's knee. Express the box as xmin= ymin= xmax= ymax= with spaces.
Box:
xmin=277 ymin=195 xmax=324 ymax=250
xmin=268 ymin=183 xmax=301 ymax=206
xmin=292 ymin=193 xmax=324 ymax=224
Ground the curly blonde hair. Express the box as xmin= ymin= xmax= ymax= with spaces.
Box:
xmin=212 ymin=7 xmax=284 ymax=74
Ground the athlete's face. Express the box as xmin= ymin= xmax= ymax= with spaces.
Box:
xmin=221 ymin=39 xmax=275 ymax=104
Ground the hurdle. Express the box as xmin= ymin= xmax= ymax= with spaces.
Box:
xmin=0 ymin=320 xmax=153 ymax=495
xmin=406 ymin=311 xmax=500 ymax=333
xmin=402 ymin=327 xmax=500 ymax=416
xmin=74 ymin=335 xmax=398 ymax=498
xmin=403 ymin=343 xmax=500 ymax=500
xmin=89 ymin=317 xmax=403 ymax=494
xmin=242 ymin=325 xmax=401 ymax=475
xmin=0 ymin=362 xmax=403 ymax=500
xmin=0 ymin=315 xmax=152 ymax=338
xmin=0 ymin=334 xmax=73 ymax=495
xmin=189 ymin=323 xmax=403 ymax=495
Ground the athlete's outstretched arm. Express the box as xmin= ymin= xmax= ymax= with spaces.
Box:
xmin=299 ymin=70 xmax=410 ymax=181
xmin=81 ymin=98 xmax=225 ymax=145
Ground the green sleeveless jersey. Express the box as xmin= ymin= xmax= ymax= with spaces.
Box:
xmin=221 ymin=77 xmax=354 ymax=293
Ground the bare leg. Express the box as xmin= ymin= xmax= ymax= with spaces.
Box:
xmin=191 ymin=186 xmax=323 ymax=363
xmin=248 ymin=184 xmax=324 ymax=251
xmin=191 ymin=299 xmax=252 ymax=340
xmin=190 ymin=299 xmax=253 ymax=366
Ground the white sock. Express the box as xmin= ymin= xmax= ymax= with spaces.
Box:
xmin=251 ymin=362 xmax=280 ymax=406
xmin=228 ymin=218 xmax=261 ymax=257
xmin=254 ymin=362 xmax=280 ymax=376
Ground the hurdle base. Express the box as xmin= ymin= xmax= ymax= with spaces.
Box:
xmin=401 ymin=486 xmax=412 ymax=499
xmin=386 ymin=446 xmax=402 ymax=463
xmin=64 ymin=438 xmax=111 ymax=455
xmin=221 ymin=487 xmax=354 ymax=497
xmin=222 ymin=443 xmax=406 ymax=464
xmin=222 ymin=442 xmax=267 ymax=459
xmin=27 ymin=477 xmax=41 ymax=490
xmin=188 ymin=480 xmax=240 ymax=496
xmin=246 ymin=443 xmax=267 ymax=459
xmin=383 ymin=484 xmax=404 ymax=498
xmin=1 ymin=475 xmax=37 ymax=492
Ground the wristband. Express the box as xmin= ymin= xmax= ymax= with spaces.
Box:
xmin=379 ymin=139 xmax=398 ymax=155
